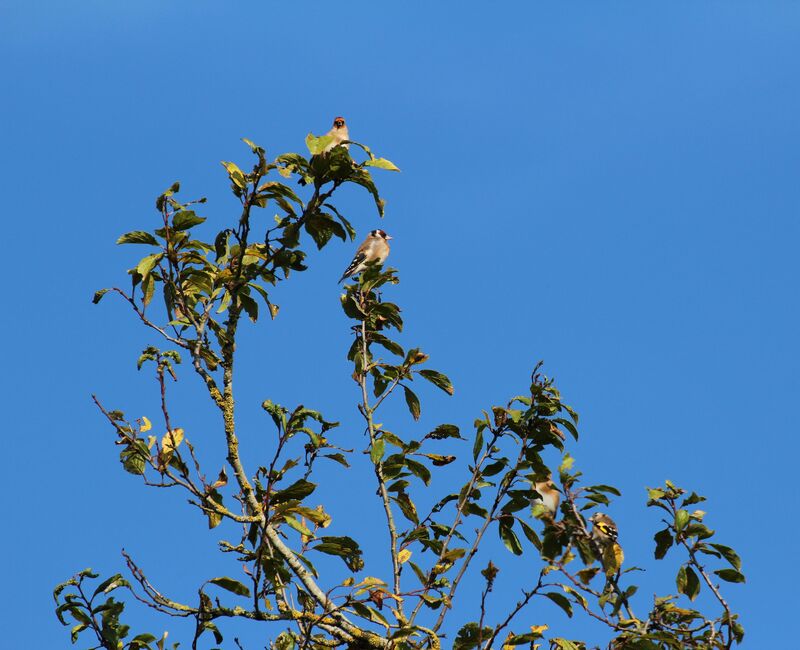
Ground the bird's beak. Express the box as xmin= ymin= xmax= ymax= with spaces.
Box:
xmin=385 ymin=235 xmax=393 ymax=240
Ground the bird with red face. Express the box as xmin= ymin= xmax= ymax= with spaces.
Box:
xmin=300 ymin=116 xmax=350 ymax=185
xmin=322 ymin=116 xmax=349 ymax=153
xmin=339 ymin=229 xmax=392 ymax=283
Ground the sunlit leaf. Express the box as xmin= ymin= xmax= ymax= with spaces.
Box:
xmin=208 ymin=577 xmax=251 ymax=597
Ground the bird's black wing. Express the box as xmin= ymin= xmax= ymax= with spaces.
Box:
xmin=338 ymin=251 xmax=367 ymax=283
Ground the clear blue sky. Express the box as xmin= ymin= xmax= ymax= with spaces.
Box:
xmin=2 ymin=1 xmax=797 ymax=647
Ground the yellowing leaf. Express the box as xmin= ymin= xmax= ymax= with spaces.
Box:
xmin=602 ymin=542 xmax=625 ymax=576
xmin=221 ymin=161 xmax=246 ymax=189
xmin=354 ymin=576 xmax=387 ymax=595
xmin=162 ymin=428 xmax=184 ymax=454
xmin=212 ymin=467 xmax=228 ymax=489
xmin=316 ymin=505 xmax=331 ymax=528
xmin=530 ymin=625 xmax=548 ymax=635
xmin=397 ymin=549 xmax=412 ymax=564
xmin=140 ymin=416 xmax=152 ymax=432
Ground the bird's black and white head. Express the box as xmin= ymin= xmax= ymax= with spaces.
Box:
xmin=332 ymin=116 xmax=346 ymax=129
xmin=369 ymin=229 xmax=392 ymax=241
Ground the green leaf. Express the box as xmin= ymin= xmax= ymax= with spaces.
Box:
xmin=674 ymin=509 xmax=690 ymax=531
xmin=498 ymin=519 xmax=523 ymax=555
xmin=393 ymin=492 xmax=419 ymax=524
xmin=172 ymin=210 xmax=205 ymax=230
xmin=518 ymin=519 xmax=542 ymax=550
xmin=131 ymin=633 xmax=158 ymax=645
xmin=208 ymin=576 xmax=251 ymax=597
xmin=403 ymin=385 xmax=421 ymax=421
xmin=544 ymin=592 xmax=573 ymax=618
xmin=136 ymin=253 xmax=162 ymax=280
xmin=370 ymin=438 xmax=385 ymax=464
xmin=239 ymin=292 xmax=259 ymax=323
xmin=306 ymin=133 xmax=334 ymax=155
xmin=675 ymin=563 xmax=703 ymax=600
xmin=472 ymin=428 xmax=484 ymax=462
xmin=551 ymin=639 xmax=581 ymax=650
xmin=715 ymin=568 xmax=746 ymax=583
xmin=214 ymin=229 xmax=231 ymax=262
xmin=683 ymin=565 xmax=701 ymax=601
xmin=482 ymin=459 xmax=506 ymax=477
xmin=323 ymin=452 xmax=350 ymax=467
xmin=682 ymin=491 xmax=706 ymax=506
xmin=587 ymin=484 xmax=622 ymax=496
xmin=272 ymin=479 xmax=317 ymax=504
xmin=417 ymin=369 xmax=454 ymax=395
xmin=453 ymin=622 xmax=494 ymax=650
xmin=92 ymin=288 xmax=110 ymax=304
xmin=654 ymin=528 xmax=673 ymax=560
xmin=92 ymin=574 xmax=126 ymax=597
xmin=284 ymin=516 xmax=314 ymax=537
xmin=404 ymin=458 xmax=432 ymax=486
xmin=709 ymin=543 xmax=742 ymax=571
xmin=200 ymin=621 xmax=223 ymax=644
xmin=676 ymin=564 xmax=687 ymax=594
xmin=363 ymin=157 xmax=401 ymax=172
xmin=426 ymin=423 xmax=462 ymax=440
xmin=120 ymin=441 xmax=149 ymax=475
xmin=71 ymin=623 xmax=87 ymax=643
xmin=371 ymin=333 xmax=404 ymax=357
xmin=324 ymin=203 xmax=357 ymax=240
xmin=304 ymin=211 xmax=337 ymax=249
xmin=156 ymin=181 xmax=180 ymax=211
xmin=117 ymin=231 xmax=158 ymax=245
xmin=206 ymin=491 xmax=224 ymax=529
xmin=312 ymin=536 xmax=364 ymax=572
xmin=141 ymin=273 xmax=155 ymax=306
xmin=349 ymin=168 xmax=385 ymax=216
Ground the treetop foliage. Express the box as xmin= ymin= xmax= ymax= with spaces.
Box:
xmin=56 ymin=127 xmax=744 ymax=650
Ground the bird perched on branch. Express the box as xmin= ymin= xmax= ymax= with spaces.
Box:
xmin=321 ymin=116 xmax=349 ymax=153
xmin=531 ymin=477 xmax=560 ymax=518
xmin=590 ymin=512 xmax=618 ymax=545
xmin=590 ymin=512 xmax=624 ymax=575
xmin=338 ymin=230 xmax=392 ymax=283
xmin=299 ymin=116 xmax=350 ymax=186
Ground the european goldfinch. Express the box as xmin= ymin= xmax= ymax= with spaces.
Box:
xmin=590 ymin=512 xmax=624 ymax=574
xmin=531 ymin=479 xmax=560 ymax=518
xmin=338 ymin=230 xmax=392 ymax=283
xmin=299 ymin=116 xmax=350 ymax=186
xmin=321 ymin=116 xmax=349 ymax=153
xmin=590 ymin=513 xmax=618 ymax=545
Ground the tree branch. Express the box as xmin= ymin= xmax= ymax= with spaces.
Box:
xmin=358 ymin=315 xmax=403 ymax=609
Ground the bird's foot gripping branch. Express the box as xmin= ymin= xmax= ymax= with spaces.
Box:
xmin=56 ymin=127 xmax=744 ymax=650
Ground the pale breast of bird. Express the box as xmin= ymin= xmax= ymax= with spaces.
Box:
xmin=325 ymin=127 xmax=350 ymax=152
xmin=532 ymin=481 xmax=559 ymax=514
